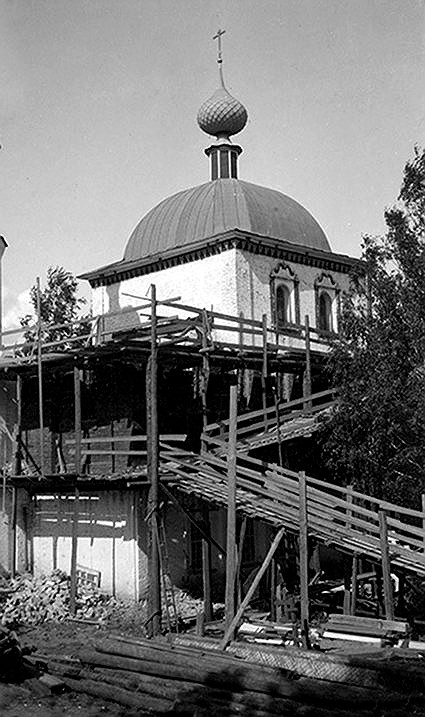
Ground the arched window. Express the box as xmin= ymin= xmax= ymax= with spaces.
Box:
xmin=315 ymin=273 xmax=339 ymax=334
xmin=276 ymin=284 xmax=291 ymax=326
xmin=318 ymin=291 xmax=333 ymax=332
xmin=270 ymin=263 xmax=300 ymax=329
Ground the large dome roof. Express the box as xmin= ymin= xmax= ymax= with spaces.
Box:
xmin=124 ymin=178 xmax=330 ymax=261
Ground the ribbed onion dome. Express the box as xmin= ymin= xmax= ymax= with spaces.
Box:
xmin=197 ymin=86 xmax=248 ymax=138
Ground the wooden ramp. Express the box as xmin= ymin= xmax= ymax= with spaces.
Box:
xmin=160 ymin=440 xmax=425 ymax=579
xmin=204 ymin=389 xmax=337 ymax=452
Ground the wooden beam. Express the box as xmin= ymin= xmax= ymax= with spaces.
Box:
xmin=261 ymin=314 xmax=268 ymax=429
xmin=236 ymin=516 xmax=247 ymax=607
xmin=422 ymin=493 xmax=425 ymax=554
xmin=69 ymin=364 xmax=82 ymax=615
xmin=13 ymin=375 xmax=22 ymax=476
xmin=379 ymin=510 xmax=394 ymax=620
xmin=220 ymin=527 xmax=285 ymax=650
xmin=10 ymin=485 xmax=17 ymax=578
xmin=351 ymin=554 xmax=358 ymax=616
xmin=73 ymin=367 xmax=82 ymax=475
xmin=146 ymin=284 xmax=161 ymax=637
xmin=303 ymin=315 xmax=312 ymax=411
xmin=69 ymin=486 xmax=79 ymax=614
xmin=298 ymin=471 xmax=310 ymax=648
xmin=202 ymin=506 xmax=213 ymax=623
xmin=224 ymin=383 xmax=238 ymax=636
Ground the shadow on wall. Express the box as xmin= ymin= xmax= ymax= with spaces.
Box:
xmin=31 ymin=489 xmax=149 ymax=598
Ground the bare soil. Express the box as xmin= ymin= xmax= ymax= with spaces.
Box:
xmin=0 ymin=622 xmax=150 ymax=717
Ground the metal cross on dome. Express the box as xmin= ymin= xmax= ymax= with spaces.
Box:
xmin=213 ymin=28 xmax=226 ymax=65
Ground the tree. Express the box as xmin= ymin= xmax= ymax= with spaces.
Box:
xmin=21 ymin=266 xmax=89 ymax=348
xmin=321 ymin=147 xmax=425 ymax=507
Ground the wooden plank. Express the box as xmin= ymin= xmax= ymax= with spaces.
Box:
xmin=379 ymin=510 xmax=394 ymax=620
xmin=224 ymin=384 xmax=238 ymax=636
xmin=220 ymin=527 xmax=286 ymax=650
xmin=205 ymin=388 xmax=336 ymax=433
xmin=65 ymin=434 xmax=186 ymax=445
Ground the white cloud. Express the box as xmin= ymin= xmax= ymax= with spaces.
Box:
xmin=2 ymin=288 xmax=33 ymax=339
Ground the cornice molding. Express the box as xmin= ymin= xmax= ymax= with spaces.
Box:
xmin=80 ymin=230 xmax=363 ymax=288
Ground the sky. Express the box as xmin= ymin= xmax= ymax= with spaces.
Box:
xmin=1 ymin=0 xmax=425 ymax=330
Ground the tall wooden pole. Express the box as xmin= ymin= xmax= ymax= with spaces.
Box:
xmin=200 ymin=310 xmax=213 ymax=621
xmin=10 ymin=374 xmax=23 ymax=578
xmin=147 ymin=284 xmax=161 ymax=637
xmin=36 ymin=278 xmax=45 ymax=476
xmin=70 ymin=365 xmax=82 ymax=615
xmin=224 ymin=384 xmax=238 ymax=636
xmin=298 ymin=471 xmax=310 ymax=648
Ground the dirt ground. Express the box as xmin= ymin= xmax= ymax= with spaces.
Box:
xmin=0 ymin=622 xmax=151 ymax=717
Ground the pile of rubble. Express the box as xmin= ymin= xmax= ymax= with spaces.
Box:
xmin=0 ymin=571 xmax=220 ymax=631
xmin=0 ymin=571 xmax=118 ymax=627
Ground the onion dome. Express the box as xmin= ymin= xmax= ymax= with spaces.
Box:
xmin=197 ymin=87 xmax=248 ymax=138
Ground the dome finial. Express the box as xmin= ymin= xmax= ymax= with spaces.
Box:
xmin=213 ymin=28 xmax=226 ymax=89
xmin=197 ymin=30 xmax=248 ymax=180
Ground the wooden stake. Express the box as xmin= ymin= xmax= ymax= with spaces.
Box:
xmin=221 ymin=527 xmax=285 ymax=650
xmin=298 ymin=471 xmax=310 ymax=647
xmin=36 ymin=277 xmax=45 ymax=475
xmin=224 ymin=384 xmax=238 ymax=636
xmin=350 ymin=554 xmax=358 ymax=616
xmin=303 ymin=315 xmax=312 ymax=411
xmin=379 ymin=510 xmax=394 ymax=620
xmin=147 ymin=284 xmax=161 ymax=637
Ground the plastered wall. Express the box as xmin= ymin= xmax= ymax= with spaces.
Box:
xmin=91 ymin=248 xmax=351 ymax=351
xmin=92 ymin=251 xmax=238 ymax=338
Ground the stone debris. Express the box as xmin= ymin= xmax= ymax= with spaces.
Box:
xmin=0 ymin=570 xmax=221 ymax=632
xmin=0 ymin=571 xmax=117 ymax=627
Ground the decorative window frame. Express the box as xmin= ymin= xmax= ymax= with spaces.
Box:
xmin=270 ymin=262 xmax=300 ymax=330
xmin=314 ymin=272 xmax=340 ymax=335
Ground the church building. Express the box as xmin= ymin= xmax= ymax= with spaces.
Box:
xmin=80 ymin=36 xmax=358 ymax=342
